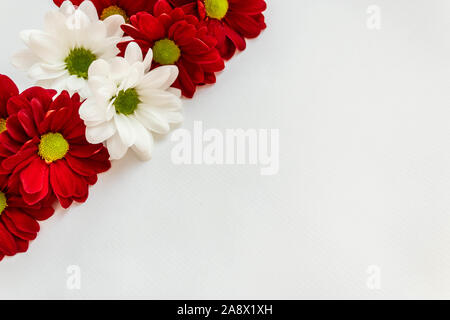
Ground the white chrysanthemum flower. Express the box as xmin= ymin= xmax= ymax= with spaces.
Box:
xmin=80 ymin=42 xmax=183 ymax=161
xmin=12 ymin=0 xmax=124 ymax=98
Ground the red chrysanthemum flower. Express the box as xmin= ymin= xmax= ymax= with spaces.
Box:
xmin=53 ymin=0 xmax=157 ymax=22
xmin=0 ymin=75 xmax=19 ymax=188
xmin=119 ymin=0 xmax=225 ymax=98
xmin=0 ymin=88 xmax=111 ymax=209
xmin=0 ymin=187 xmax=54 ymax=261
xmin=168 ymin=0 xmax=266 ymax=59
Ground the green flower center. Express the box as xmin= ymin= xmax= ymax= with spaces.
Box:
xmin=152 ymin=39 xmax=181 ymax=65
xmin=0 ymin=192 xmax=7 ymax=216
xmin=38 ymin=133 xmax=69 ymax=163
xmin=114 ymin=88 xmax=141 ymax=116
xmin=204 ymin=0 xmax=229 ymax=20
xmin=65 ymin=47 xmax=97 ymax=80
xmin=0 ymin=118 xmax=6 ymax=133
xmin=101 ymin=5 xmax=129 ymax=23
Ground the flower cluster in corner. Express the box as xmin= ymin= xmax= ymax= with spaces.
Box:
xmin=0 ymin=0 xmax=266 ymax=261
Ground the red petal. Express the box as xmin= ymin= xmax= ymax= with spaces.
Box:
xmin=68 ymin=143 xmax=104 ymax=158
xmin=154 ymin=0 xmax=173 ymax=15
xmin=228 ymin=0 xmax=266 ymax=14
xmin=2 ymin=214 xmax=36 ymax=240
xmin=21 ymin=87 xmax=56 ymax=109
xmin=176 ymin=63 xmax=196 ymax=98
xmin=20 ymin=157 xmax=48 ymax=194
xmin=63 ymin=123 xmax=85 ymax=140
xmin=66 ymin=153 xmax=111 ymax=177
xmin=5 ymin=209 xmax=40 ymax=234
xmin=0 ymin=221 xmax=17 ymax=255
xmin=30 ymin=98 xmax=46 ymax=134
xmin=7 ymin=96 xmax=30 ymax=116
xmin=50 ymin=107 xmax=72 ymax=132
xmin=6 ymin=114 xmax=29 ymax=143
xmin=57 ymin=195 xmax=73 ymax=209
xmin=17 ymin=109 xmax=38 ymax=137
xmin=218 ymin=35 xmax=237 ymax=59
xmin=0 ymin=131 xmax=24 ymax=153
xmin=21 ymin=184 xmax=49 ymax=206
xmin=23 ymin=206 xmax=54 ymax=221
xmin=86 ymin=175 xmax=98 ymax=185
xmin=14 ymin=237 xmax=29 ymax=253
xmin=53 ymin=0 xmax=84 ymax=7
xmin=170 ymin=21 xmax=197 ymax=46
xmin=136 ymin=12 xmax=166 ymax=40
xmin=2 ymin=146 xmax=38 ymax=172
xmin=49 ymin=160 xmax=75 ymax=198
xmin=0 ymin=75 xmax=19 ymax=118
xmin=225 ymin=12 xmax=264 ymax=39
xmin=223 ymin=21 xmax=246 ymax=50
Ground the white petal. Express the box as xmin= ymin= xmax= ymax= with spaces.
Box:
xmin=131 ymin=120 xmax=154 ymax=161
xmin=89 ymin=77 xmax=116 ymax=101
xmin=94 ymin=40 xmax=120 ymax=58
xmin=40 ymin=62 xmax=66 ymax=72
xmin=135 ymin=107 xmax=170 ymax=134
xmin=107 ymin=133 xmax=129 ymax=160
xmin=139 ymin=89 xmax=182 ymax=110
xmin=12 ymin=50 xmax=39 ymax=70
xmin=104 ymin=15 xmax=125 ymax=37
xmin=44 ymin=11 xmax=68 ymax=36
xmin=121 ymin=63 xmax=144 ymax=89
xmin=138 ymin=65 xmax=179 ymax=91
xmin=84 ymin=119 xmax=107 ymax=127
xmin=79 ymin=98 xmax=108 ymax=122
xmin=19 ymin=30 xmax=46 ymax=46
xmin=89 ymin=59 xmax=110 ymax=78
xmin=66 ymin=75 xmax=86 ymax=91
xmin=167 ymin=87 xmax=182 ymax=98
xmin=78 ymin=84 xmax=92 ymax=99
xmin=109 ymin=57 xmax=130 ymax=81
xmin=105 ymin=100 xmax=116 ymax=121
xmin=59 ymin=1 xmax=76 ymax=16
xmin=66 ymin=9 xmax=91 ymax=30
xmin=85 ymin=121 xmax=116 ymax=144
xmin=143 ymin=48 xmax=153 ymax=72
xmin=78 ymin=1 xmax=99 ymax=22
xmin=28 ymin=63 xmax=67 ymax=80
xmin=125 ymin=42 xmax=143 ymax=65
xmin=84 ymin=22 xmax=108 ymax=48
xmin=37 ymin=76 xmax=67 ymax=92
xmin=28 ymin=32 xmax=63 ymax=63
xmin=114 ymin=114 xmax=137 ymax=147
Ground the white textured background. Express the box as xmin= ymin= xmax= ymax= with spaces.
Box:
xmin=1 ymin=0 xmax=450 ymax=299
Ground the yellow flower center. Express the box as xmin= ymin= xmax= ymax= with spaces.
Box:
xmin=204 ymin=0 xmax=229 ymax=20
xmin=152 ymin=39 xmax=181 ymax=65
xmin=0 ymin=118 xmax=6 ymax=133
xmin=101 ymin=5 xmax=129 ymax=23
xmin=0 ymin=192 xmax=7 ymax=216
xmin=38 ymin=133 xmax=69 ymax=163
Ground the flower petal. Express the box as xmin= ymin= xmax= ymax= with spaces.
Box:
xmin=20 ymin=157 xmax=48 ymax=195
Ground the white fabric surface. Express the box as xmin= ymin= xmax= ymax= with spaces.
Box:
xmin=0 ymin=0 xmax=450 ymax=299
